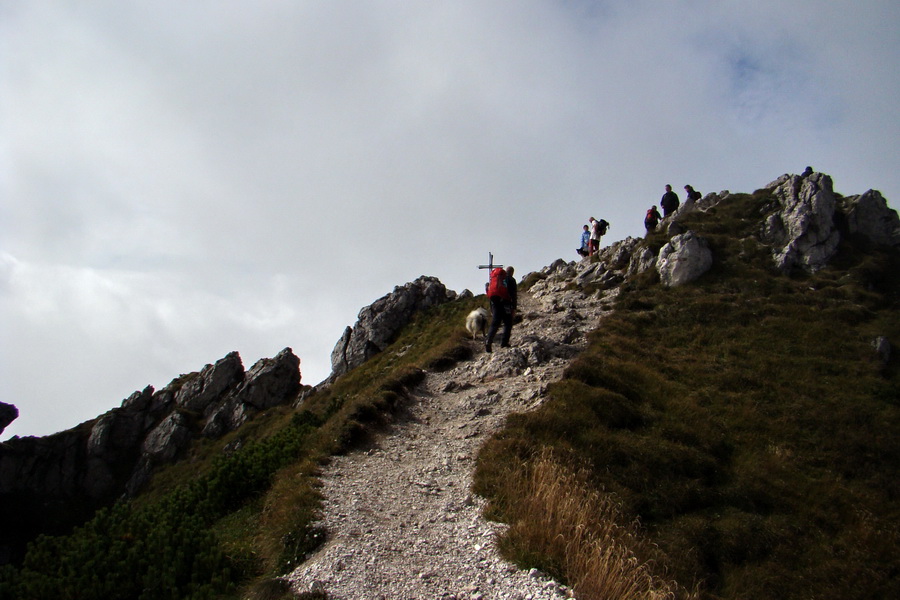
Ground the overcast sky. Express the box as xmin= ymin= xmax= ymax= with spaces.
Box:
xmin=2 ymin=0 xmax=898 ymax=440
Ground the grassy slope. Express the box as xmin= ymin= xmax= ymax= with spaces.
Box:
xmin=474 ymin=192 xmax=900 ymax=599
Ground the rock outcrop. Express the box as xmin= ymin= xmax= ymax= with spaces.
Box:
xmin=0 ymin=348 xmax=302 ymax=565
xmin=330 ymin=276 xmax=457 ymax=378
xmin=842 ymin=189 xmax=900 ymax=248
xmin=762 ymin=171 xmax=841 ymax=273
xmin=656 ymin=231 xmax=714 ymax=287
xmin=0 ymin=402 xmax=17 ymax=437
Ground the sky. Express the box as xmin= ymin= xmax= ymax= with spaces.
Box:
xmin=2 ymin=0 xmax=898 ymax=440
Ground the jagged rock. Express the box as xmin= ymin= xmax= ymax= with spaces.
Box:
xmin=202 ymin=396 xmax=251 ymax=438
xmin=656 ymin=231 xmax=713 ymax=287
xmin=1 ymin=348 xmax=303 ymax=561
xmin=627 ymin=246 xmax=657 ymax=276
xmin=0 ymin=402 xmax=17 ymax=436
xmin=331 ymin=276 xmax=457 ymax=377
xmin=763 ymin=170 xmax=840 ymax=273
xmin=843 ymin=190 xmax=900 ymax=247
xmin=175 ymin=351 xmax=244 ymax=413
xmin=121 ymin=386 xmax=154 ymax=412
xmin=602 ymin=237 xmax=641 ymax=270
xmin=234 ymin=348 xmax=301 ymax=410
xmin=141 ymin=412 xmax=191 ymax=464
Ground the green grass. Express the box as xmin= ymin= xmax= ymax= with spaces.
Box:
xmin=474 ymin=193 xmax=900 ymax=599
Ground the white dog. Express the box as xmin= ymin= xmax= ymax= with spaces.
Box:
xmin=465 ymin=308 xmax=490 ymax=339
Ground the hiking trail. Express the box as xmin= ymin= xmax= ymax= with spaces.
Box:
xmin=286 ymin=276 xmax=614 ymax=599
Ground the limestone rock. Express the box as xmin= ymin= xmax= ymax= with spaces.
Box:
xmin=175 ymin=352 xmax=244 ymax=413
xmin=331 ymin=276 xmax=457 ymax=377
xmin=627 ymin=246 xmax=657 ymax=276
xmin=141 ymin=412 xmax=192 ymax=464
xmin=656 ymin=231 xmax=713 ymax=287
xmin=233 ymin=347 xmax=301 ymax=410
xmin=762 ymin=170 xmax=840 ymax=272
xmin=843 ymin=190 xmax=900 ymax=247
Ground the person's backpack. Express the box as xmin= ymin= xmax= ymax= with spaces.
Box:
xmin=487 ymin=267 xmax=511 ymax=301
xmin=597 ymin=219 xmax=609 ymax=235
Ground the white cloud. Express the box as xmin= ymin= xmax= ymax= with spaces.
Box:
xmin=2 ymin=0 xmax=899 ymax=439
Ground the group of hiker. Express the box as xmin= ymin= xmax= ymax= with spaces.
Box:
xmin=644 ymin=184 xmax=701 ymax=232
xmin=577 ymin=216 xmax=610 ymax=257
xmin=485 ymin=183 xmax=702 ymax=352
xmin=575 ymin=184 xmax=702 ymax=259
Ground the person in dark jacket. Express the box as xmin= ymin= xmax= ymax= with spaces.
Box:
xmin=684 ymin=184 xmax=701 ymax=202
xmin=660 ymin=184 xmax=680 ymax=217
xmin=485 ymin=266 xmax=517 ymax=352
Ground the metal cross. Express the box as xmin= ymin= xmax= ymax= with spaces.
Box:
xmin=477 ymin=252 xmax=504 ymax=291
xmin=477 ymin=252 xmax=504 ymax=273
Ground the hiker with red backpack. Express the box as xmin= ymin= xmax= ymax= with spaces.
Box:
xmin=485 ymin=266 xmax=517 ymax=353
xmin=645 ymin=205 xmax=662 ymax=233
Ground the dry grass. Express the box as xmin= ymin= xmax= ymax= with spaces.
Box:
xmin=500 ymin=449 xmax=693 ymax=600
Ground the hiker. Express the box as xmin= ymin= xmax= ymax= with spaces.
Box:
xmin=645 ymin=205 xmax=662 ymax=233
xmin=684 ymin=184 xmax=701 ymax=202
xmin=577 ymin=224 xmax=590 ymax=257
xmin=485 ymin=265 xmax=517 ymax=352
xmin=588 ymin=217 xmax=609 ymax=255
xmin=660 ymin=184 xmax=680 ymax=217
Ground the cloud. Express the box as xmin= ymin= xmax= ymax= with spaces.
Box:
xmin=2 ymin=0 xmax=899 ymax=439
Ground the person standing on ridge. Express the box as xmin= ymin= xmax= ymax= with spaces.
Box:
xmin=588 ymin=217 xmax=609 ymax=255
xmin=645 ymin=205 xmax=662 ymax=233
xmin=485 ymin=265 xmax=517 ymax=352
xmin=660 ymin=184 xmax=680 ymax=217
xmin=684 ymin=184 xmax=701 ymax=202
xmin=577 ymin=224 xmax=590 ymax=257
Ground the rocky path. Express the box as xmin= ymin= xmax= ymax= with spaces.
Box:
xmin=286 ymin=276 xmax=613 ymax=599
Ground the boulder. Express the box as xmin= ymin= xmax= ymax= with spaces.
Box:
xmin=762 ymin=170 xmax=840 ymax=272
xmin=331 ymin=276 xmax=457 ymax=377
xmin=656 ymin=231 xmax=713 ymax=287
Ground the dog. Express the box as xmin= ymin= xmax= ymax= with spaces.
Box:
xmin=465 ymin=308 xmax=490 ymax=339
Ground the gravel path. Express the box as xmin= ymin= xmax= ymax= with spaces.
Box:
xmin=286 ymin=277 xmax=613 ymax=599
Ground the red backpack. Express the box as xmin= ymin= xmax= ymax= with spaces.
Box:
xmin=487 ymin=268 xmax=511 ymax=300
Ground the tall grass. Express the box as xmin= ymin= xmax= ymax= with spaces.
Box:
xmin=499 ymin=449 xmax=689 ymax=600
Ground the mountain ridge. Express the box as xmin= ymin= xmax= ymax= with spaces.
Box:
xmin=2 ymin=168 xmax=899 ymax=598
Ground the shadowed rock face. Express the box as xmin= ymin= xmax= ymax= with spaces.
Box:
xmin=0 ymin=347 xmax=301 ymax=566
xmin=0 ymin=403 xmax=16 ymax=437
xmin=842 ymin=189 xmax=900 ymax=248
